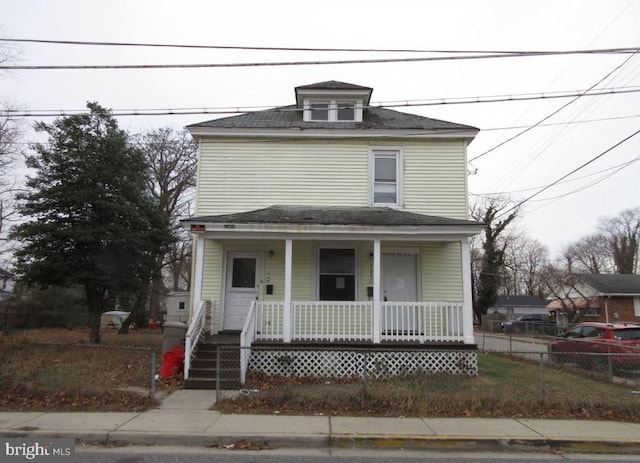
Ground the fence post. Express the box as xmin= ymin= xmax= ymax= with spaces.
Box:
xmin=216 ymin=345 xmax=221 ymax=403
xmin=150 ymin=350 xmax=156 ymax=403
xmin=539 ymin=352 xmax=545 ymax=403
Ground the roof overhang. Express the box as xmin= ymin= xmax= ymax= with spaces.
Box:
xmin=181 ymin=205 xmax=483 ymax=241
xmin=187 ymin=126 xmax=479 ymax=140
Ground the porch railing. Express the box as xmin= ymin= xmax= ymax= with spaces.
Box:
xmin=381 ymin=301 xmax=463 ymax=343
xmin=184 ymin=299 xmax=214 ymax=379
xmin=244 ymin=300 xmax=465 ymax=343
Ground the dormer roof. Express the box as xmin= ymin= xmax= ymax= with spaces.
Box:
xmin=294 ymin=80 xmax=373 ymax=108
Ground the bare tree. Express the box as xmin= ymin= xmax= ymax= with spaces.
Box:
xmin=599 ymin=207 xmax=640 ymax=274
xmin=502 ymin=233 xmax=549 ymax=296
xmin=563 ymin=233 xmax=614 ymax=274
xmin=133 ymin=127 xmax=197 ymax=323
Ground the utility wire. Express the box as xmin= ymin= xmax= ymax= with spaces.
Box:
xmin=494 ymin=128 xmax=640 ymax=219
xmin=468 ymin=51 xmax=639 ymax=163
xmin=0 ymin=38 xmax=638 ymax=55
xmin=4 ymin=86 xmax=639 ymax=118
xmin=2 ymin=48 xmax=639 ymax=71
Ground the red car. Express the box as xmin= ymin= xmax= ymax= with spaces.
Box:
xmin=549 ymin=322 xmax=640 ymax=372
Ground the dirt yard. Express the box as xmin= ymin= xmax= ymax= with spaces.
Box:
xmin=0 ymin=327 xmax=182 ymax=412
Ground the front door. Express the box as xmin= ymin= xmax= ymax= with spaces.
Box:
xmin=224 ymin=252 xmax=261 ymax=331
xmin=382 ymin=253 xmax=418 ymax=333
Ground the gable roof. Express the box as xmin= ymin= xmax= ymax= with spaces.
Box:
xmin=188 ymin=105 xmax=477 ymax=133
xmin=294 ymin=80 xmax=374 ymax=107
xmin=295 ymin=80 xmax=373 ymax=91
xmin=577 ymin=274 xmax=640 ymax=295
xmin=185 ymin=205 xmax=481 ymax=228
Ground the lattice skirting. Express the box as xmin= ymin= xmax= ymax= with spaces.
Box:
xmin=247 ymin=349 xmax=478 ymax=378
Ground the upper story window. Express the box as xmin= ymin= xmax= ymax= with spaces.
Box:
xmin=371 ymin=148 xmax=402 ymax=206
xmin=305 ymin=99 xmax=362 ymax=122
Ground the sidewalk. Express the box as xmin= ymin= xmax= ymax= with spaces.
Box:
xmin=2 ymin=390 xmax=640 ymax=454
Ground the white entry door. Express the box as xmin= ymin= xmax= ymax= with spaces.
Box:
xmin=224 ymin=252 xmax=261 ymax=331
xmin=382 ymin=253 xmax=418 ymax=333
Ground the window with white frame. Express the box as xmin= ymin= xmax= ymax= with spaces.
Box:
xmin=305 ymin=99 xmax=361 ymax=122
xmin=319 ymin=248 xmax=356 ymax=301
xmin=371 ymin=149 xmax=401 ymax=206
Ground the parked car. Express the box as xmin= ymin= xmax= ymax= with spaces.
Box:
xmin=502 ymin=313 xmax=555 ymax=334
xmin=549 ymin=322 xmax=640 ymax=372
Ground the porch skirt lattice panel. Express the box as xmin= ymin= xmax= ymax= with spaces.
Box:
xmin=248 ymin=348 xmax=478 ymax=378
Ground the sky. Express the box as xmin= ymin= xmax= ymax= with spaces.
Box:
xmin=1 ymin=0 xmax=639 ymax=258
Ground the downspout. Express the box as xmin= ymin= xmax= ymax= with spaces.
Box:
xmin=604 ymin=295 xmax=610 ymax=324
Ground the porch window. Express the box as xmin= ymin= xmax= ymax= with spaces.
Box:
xmin=372 ymin=149 xmax=401 ymax=205
xmin=319 ymin=248 xmax=355 ymax=301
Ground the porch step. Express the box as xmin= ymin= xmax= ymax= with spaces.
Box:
xmin=184 ymin=333 xmax=241 ymax=390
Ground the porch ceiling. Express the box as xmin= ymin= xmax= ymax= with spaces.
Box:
xmin=182 ymin=205 xmax=483 ymax=239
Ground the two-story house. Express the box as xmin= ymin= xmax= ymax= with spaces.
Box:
xmin=181 ymin=81 xmax=483 ymax=388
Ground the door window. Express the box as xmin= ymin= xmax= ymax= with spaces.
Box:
xmin=231 ymin=258 xmax=256 ymax=288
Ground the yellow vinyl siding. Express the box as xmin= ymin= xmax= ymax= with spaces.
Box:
xmin=194 ymin=138 xmax=469 ymax=219
xmin=403 ymin=141 xmax=468 ymax=219
xmin=421 ymin=242 xmax=463 ymax=300
xmin=195 ymin=139 xmax=368 ymax=215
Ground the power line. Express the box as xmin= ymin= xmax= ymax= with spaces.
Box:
xmin=4 ymin=86 xmax=639 ymax=118
xmin=495 ymin=128 xmax=640 ymax=219
xmin=2 ymin=48 xmax=639 ymax=71
xmin=471 ymin=155 xmax=640 ymax=196
xmin=1 ymin=38 xmax=638 ymax=56
xmin=468 ymin=51 xmax=639 ymax=163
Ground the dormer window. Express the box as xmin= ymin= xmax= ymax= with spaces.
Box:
xmin=296 ymin=81 xmax=372 ymax=122
xmin=310 ymin=102 xmax=330 ymax=121
xmin=305 ymin=99 xmax=361 ymax=122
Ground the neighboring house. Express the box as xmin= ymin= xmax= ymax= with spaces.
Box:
xmin=182 ymin=81 xmax=483 ymax=386
xmin=546 ymin=274 xmax=640 ymax=323
xmin=164 ymin=291 xmax=190 ymax=323
xmin=489 ymin=295 xmax=549 ymax=319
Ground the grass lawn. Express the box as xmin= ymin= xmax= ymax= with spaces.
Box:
xmin=215 ymin=353 xmax=640 ymax=421
xmin=0 ymin=327 xmax=181 ymax=412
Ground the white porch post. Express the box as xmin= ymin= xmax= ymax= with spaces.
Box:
xmin=283 ymin=239 xmax=293 ymax=343
xmin=372 ymin=239 xmax=381 ymax=344
xmin=461 ymin=238 xmax=475 ymax=344
xmin=192 ymin=234 xmax=205 ymax=313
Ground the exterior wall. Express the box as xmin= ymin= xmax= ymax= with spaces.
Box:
xmin=597 ymin=296 xmax=640 ymax=323
xmin=194 ymin=138 xmax=469 ymax=219
xmin=202 ymin=239 xmax=464 ymax=308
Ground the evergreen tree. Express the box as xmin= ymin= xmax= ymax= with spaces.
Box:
xmin=11 ymin=103 xmax=172 ymax=343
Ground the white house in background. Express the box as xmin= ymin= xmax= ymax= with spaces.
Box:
xmin=164 ymin=291 xmax=190 ymax=323
xmin=181 ymin=81 xmax=483 ymax=387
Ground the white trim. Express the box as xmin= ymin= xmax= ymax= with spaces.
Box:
xmin=370 ymin=146 xmax=404 ymax=207
xmin=283 ymin=239 xmax=293 ymax=342
xmin=461 ymin=239 xmax=475 ymax=344
xmin=634 ymin=296 xmax=640 ymax=317
xmin=187 ymin=127 xmax=478 ymax=139
xmin=372 ymin=239 xmax=381 ymax=344
xmin=303 ymin=98 xmax=363 ymax=122
xmin=192 ymin=235 xmax=205 ymax=314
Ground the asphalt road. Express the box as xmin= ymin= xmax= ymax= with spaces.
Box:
xmin=75 ymin=446 xmax=640 ymax=463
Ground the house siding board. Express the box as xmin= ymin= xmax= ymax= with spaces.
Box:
xmin=196 ymin=140 xmax=368 ymax=215
xmin=403 ymin=141 xmax=468 ymax=219
xmin=201 ymin=240 xmax=224 ymax=331
xmin=420 ymin=242 xmax=462 ymax=301
xmin=195 ymin=138 xmax=469 ymax=218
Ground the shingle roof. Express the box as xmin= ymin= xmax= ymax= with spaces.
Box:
xmin=188 ymin=105 xmax=477 ymax=132
xmin=577 ymin=274 xmax=640 ymax=295
xmin=295 ymin=80 xmax=373 ymax=92
xmin=493 ymin=295 xmax=549 ymax=308
xmin=187 ymin=205 xmax=481 ymax=227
